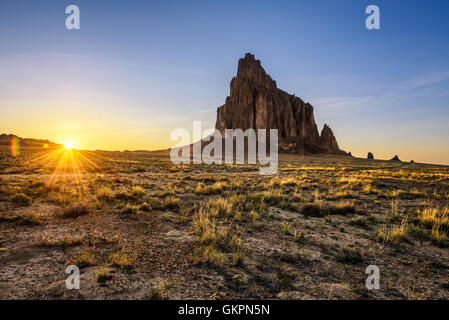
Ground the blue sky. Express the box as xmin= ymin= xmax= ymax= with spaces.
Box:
xmin=1 ymin=0 xmax=449 ymax=164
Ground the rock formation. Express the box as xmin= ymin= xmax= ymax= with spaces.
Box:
xmin=367 ymin=152 xmax=374 ymax=160
xmin=215 ymin=53 xmax=346 ymax=155
xmin=320 ymin=124 xmax=341 ymax=153
xmin=390 ymin=155 xmax=401 ymax=161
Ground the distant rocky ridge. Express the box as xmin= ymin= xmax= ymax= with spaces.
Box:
xmin=215 ymin=53 xmax=347 ymax=155
xmin=0 ymin=134 xmax=60 ymax=148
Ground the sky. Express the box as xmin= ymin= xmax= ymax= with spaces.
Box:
xmin=0 ymin=0 xmax=449 ymax=164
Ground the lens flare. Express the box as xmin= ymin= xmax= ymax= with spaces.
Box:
xmin=10 ymin=136 xmax=20 ymax=157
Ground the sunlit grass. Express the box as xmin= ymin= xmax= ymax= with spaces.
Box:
xmin=417 ymin=206 xmax=449 ymax=229
xmin=375 ymin=219 xmax=409 ymax=244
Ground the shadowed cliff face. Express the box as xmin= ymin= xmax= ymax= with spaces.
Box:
xmin=215 ymin=53 xmax=346 ymax=155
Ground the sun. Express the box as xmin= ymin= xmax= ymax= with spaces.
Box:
xmin=63 ymin=141 xmax=75 ymax=150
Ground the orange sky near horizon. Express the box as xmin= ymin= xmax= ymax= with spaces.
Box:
xmin=3 ymin=119 xmax=449 ymax=166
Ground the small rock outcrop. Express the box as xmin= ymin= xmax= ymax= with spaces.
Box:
xmin=367 ymin=152 xmax=374 ymax=160
xmin=390 ymin=155 xmax=401 ymax=161
xmin=320 ymin=124 xmax=341 ymax=154
xmin=215 ymin=53 xmax=346 ymax=155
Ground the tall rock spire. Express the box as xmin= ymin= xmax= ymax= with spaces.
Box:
xmin=215 ymin=53 xmax=346 ymax=155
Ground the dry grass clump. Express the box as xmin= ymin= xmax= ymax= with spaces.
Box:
xmin=348 ymin=215 xmax=368 ymax=227
xmin=114 ymin=189 xmax=132 ymax=201
xmin=146 ymin=196 xmax=180 ymax=211
xmin=249 ymin=210 xmax=258 ymax=224
xmin=375 ymin=219 xmax=409 ymax=244
xmin=53 ymin=193 xmax=77 ymax=207
xmin=300 ymin=203 xmax=323 ymax=217
xmin=191 ymin=206 xmax=246 ymax=266
xmin=60 ymin=204 xmax=89 ymax=218
xmin=0 ymin=213 xmax=21 ymax=223
xmin=267 ymin=176 xmax=281 ymax=188
xmin=430 ymin=225 xmax=448 ymax=246
xmin=114 ymin=186 xmax=146 ymax=201
xmin=231 ymin=240 xmax=246 ymax=266
xmin=146 ymin=279 xmax=177 ymax=300
xmin=404 ymin=189 xmax=427 ymax=199
xmin=18 ymin=211 xmax=42 ymax=225
xmin=362 ymin=183 xmax=379 ymax=195
xmin=176 ymin=206 xmax=194 ymax=224
xmin=337 ymin=176 xmax=364 ymax=186
xmin=194 ymin=181 xmax=228 ymax=195
xmin=388 ymin=200 xmax=404 ymax=223
xmin=131 ymin=186 xmax=145 ymax=197
xmin=300 ymin=201 xmax=355 ymax=217
xmin=417 ymin=206 xmax=449 ymax=229
xmin=260 ymin=189 xmax=288 ymax=207
xmin=96 ymin=268 xmax=112 ymax=283
xmin=72 ymin=249 xmax=96 ymax=267
xmin=330 ymin=190 xmax=357 ymax=200
xmin=207 ymin=197 xmax=232 ymax=216
xmin=229 ymin=177 xmax=243 ymax=189
xmin=378 ymin=188 xmax=426 ymax=199
xmin=166 ymin=183 xmax=180 ymax=195
xmin=10 ymin=193 xmax=32 ymax=205
xmin=279 ymin=177 xmax=300 ymax=188
xmin=109 ymin=249 xmax=135 ymax=270
xmin=193 ymin=207 xmax=217 ymax=244
xmin=203 ymin=223 xmax=247 ymax=266
xmin=191 ymin=245 xmax=224 ymax=265
xmin=414 ymin=206 xmax=449 ymax=246
xmin=162 ymin=196 xmax=181 ymax=210
xmin=385 ymin=189 xmax=405 ymax=198
xmin=121 ymin=203 xmax=140 ymax=214
xmin=280 ymin=221 xmax=293 ymax=235
xmin=293 ymin=230 xmax=306 ymax=242
xmin=138 ymin=202 xmax=151 ymax=212
xmin=40 ymin=234 xmax=83 ymax=247
xmin=328 ymin=201 xmax=356 ymax=215
xmin=430 ymin=225 xmax=447 ymax=246
xmin=96 ymin=187 xmax=113 ymax=202
xmin=194 ymin=182 xmax=207 ymax=195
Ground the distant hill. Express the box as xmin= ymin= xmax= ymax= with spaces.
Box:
xmin=0 ymin=134 xmax=62 ymax=148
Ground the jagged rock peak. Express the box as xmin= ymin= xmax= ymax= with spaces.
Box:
xmin=233 ymin=53 xmax=277 ymax=90
xmin=320 ymin=124 xmax=340 ymax=153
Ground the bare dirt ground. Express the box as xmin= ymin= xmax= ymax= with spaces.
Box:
xmin=1 ymin=145 xmax=448 ymax=300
